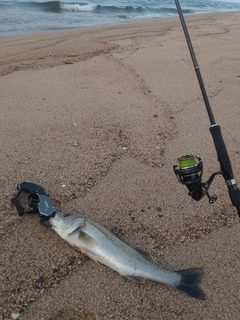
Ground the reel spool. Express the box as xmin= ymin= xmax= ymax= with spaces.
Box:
xmin=175 ymin=154 xmax=202 ymax=185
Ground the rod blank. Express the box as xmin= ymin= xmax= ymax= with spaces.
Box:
xmin=174 ymin=0 xmax=216 ymax=125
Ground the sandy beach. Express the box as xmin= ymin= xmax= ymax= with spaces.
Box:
xmin=1 ymin=11 xmax=240 ymax=320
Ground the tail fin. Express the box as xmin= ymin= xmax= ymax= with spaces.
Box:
xmin=176 ymin=268 xmax=205 ymax=300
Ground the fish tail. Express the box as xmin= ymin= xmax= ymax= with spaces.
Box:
xmin=175 ymin=268 xmax=205 ymax=300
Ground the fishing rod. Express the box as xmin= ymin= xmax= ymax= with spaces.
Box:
xmin=173 ymin=0 xmax=240 ymax=217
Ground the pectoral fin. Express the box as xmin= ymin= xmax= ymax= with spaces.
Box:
xmin=67 ymin=219 xmax=86 ymax=235
xmin=77 ymin=231 xmax=98 ymax=248
xmin=67 ymin=219 xmax=98 ymax=248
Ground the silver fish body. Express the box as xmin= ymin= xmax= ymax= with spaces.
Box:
xmin=50 ymin=212 xmax=204 ymax=299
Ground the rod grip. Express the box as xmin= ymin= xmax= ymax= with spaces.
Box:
xmin=209 ymin=124 xmax=233 ymax=180
xmin=210 ymin=124 xmax=240 ymax=216
xmin=228 ymin=187 xmax=240 ymax=208
xmin=228 ymin=187 xmax=240 ymax=217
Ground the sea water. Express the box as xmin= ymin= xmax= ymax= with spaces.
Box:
xmin=1 ymin=0 xmax=240 ymax=37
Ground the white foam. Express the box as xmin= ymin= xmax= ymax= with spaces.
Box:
xmin=60 ymin=3 xmax=97 ymax=12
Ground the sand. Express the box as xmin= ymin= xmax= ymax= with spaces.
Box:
xmin=1 ymin=11 xmax=240 ymax=320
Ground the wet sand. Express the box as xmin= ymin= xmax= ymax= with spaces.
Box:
xmin=1 ymin=11 xmax=240 ymax=320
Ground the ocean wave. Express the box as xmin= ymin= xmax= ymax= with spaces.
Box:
xmin=60 ymin=3 xmax=145 ymax=13
xmin=17 ymin=1 xmax=179 ymax=15
xmin=26 ymin=1 xmax=63 ymax=13
xmin=22 ymin=1 xmax=146 ymax=13
xmin=19 ymin=1 xmax=194 ymax=15
xmin=6 ymin=1 xmax=240 ymax=15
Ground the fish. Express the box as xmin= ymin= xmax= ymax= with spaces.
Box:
xmin=50 ymin=212 xmax=205 ymax=300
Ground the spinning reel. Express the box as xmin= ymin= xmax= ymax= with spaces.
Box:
xmin=173 ymin=154 xmax=222 ymax=204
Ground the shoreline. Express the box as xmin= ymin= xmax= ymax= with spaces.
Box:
xmin=0 ymin=9 xmax=239 ymax=39
xmin=1 ymin=10 xmax=240 ymax=320
xmin=1 ymin=9 xmax=240 ymax=39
